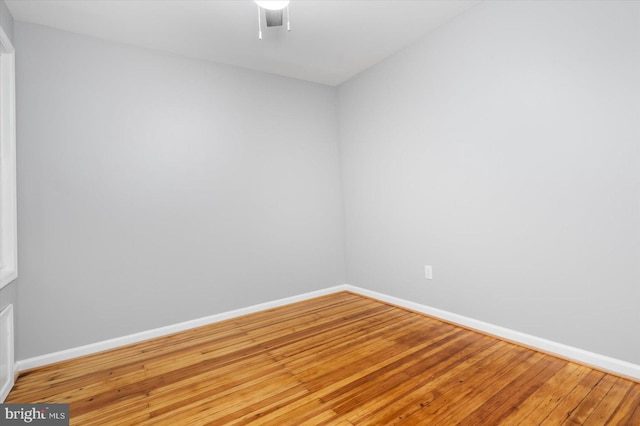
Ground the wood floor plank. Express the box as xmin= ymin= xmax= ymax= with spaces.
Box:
xmin=561 ymin=373 xmax=618 ymax=425
xmin=90 ymin=360 xmax=283 ymax=426
xmin=270 ymin=309 xmax=411 ymax=366
xmin=604 ymin=382 xmax=640 ymax=425
xmin=141 ymin=374 xmax=305 ymax=426
xmin=305 ymin=326 xmax=463 ymax=393
xmin=539 ymin=369 xmax=607 ymax=426
xmin=279 ymin=314 xmax=416 ymax=374
xmin=329 ymin=332 xmax=492 ymax=415
xmin=416 ymin=350 xmax=545 ymax=425
xmin=6 ymin=291 xmax=640 ymax=425
xmin=581 ymin=377 xmax=635 ymax=425
xmin=516 ymin=364 xmax=593 ymax=426
xmin=341 ymin=338 xmax=508 ymax=425
xmin=457 ymin=355 xmax=567 ymax=425
xmin=251 ymin=398 xmax=334 ymax=426
xmin=494 ymin=362 xmax=581 ymax=425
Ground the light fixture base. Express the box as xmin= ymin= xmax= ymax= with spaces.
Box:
xmin=255 ymin=1 xmax=290 ymax=11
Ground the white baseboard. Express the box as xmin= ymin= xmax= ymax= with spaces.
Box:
xmin=15 ymin=285 xmax=349 ymax=372
xmin=14 ymin=283 xmax=640 ymax=383
xmin=344 ymin=285 xmax=640 ymax=382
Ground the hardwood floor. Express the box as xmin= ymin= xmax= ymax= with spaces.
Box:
xmin=6 ymin=292 xmax=640 ymax=425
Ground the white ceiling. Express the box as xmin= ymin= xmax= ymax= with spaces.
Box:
xmin=6 ymin=0 xmax=479 ymax=86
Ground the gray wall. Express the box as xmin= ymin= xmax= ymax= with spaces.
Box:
xmin=0 ymin=0 xmax=16 ymax=336
xmin=14 ymin=22 xmax=345 ymax=359
xmin=0 ymin=0 xmax=12 ymax=43
xmin=339 ymin=1 xmax=640 ymax=364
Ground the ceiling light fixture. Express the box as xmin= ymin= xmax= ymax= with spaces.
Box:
xmin=255 ymin=1 xmax=289 ymax=11
xmin=255 ymin=0 xmax=291 ymax=40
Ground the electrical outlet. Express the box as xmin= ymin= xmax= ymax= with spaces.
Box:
xmin=424 ymin=265 xmax=433 ymax=280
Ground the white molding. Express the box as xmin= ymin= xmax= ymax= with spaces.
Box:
xmin=344 ymin=285 xmax=640 ymax=382
xmin=14 ymin=283 xmax=640 ymax=383
xmin=0 ymin=23 xmax=17 ymax=290
xmin=15 ymin=285 xmax=349 ymax=372
xmin=0 ymin=304 xmax=15 ymax=403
